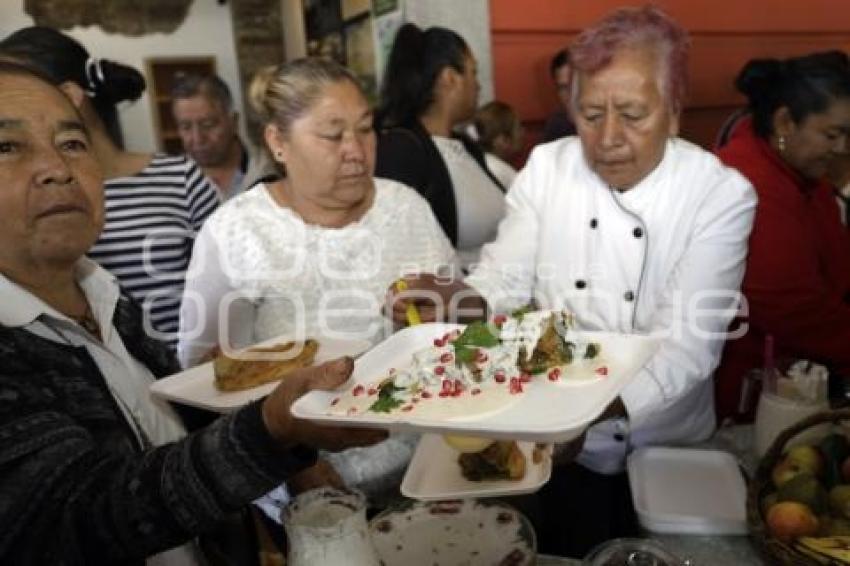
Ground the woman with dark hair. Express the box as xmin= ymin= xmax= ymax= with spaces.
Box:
xmin=0 ymin=27 xmax=219 ymax=350
xmin=714 ymin=51 xmax=850 ymax=421
xmin=375 ymin=23 xmax=505 ymax=270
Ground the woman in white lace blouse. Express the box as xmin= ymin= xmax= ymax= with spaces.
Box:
xmin=178 ymin=58 xmax=455 ymax=498
xmin=179 ymin=58 xmax=455 ymax=367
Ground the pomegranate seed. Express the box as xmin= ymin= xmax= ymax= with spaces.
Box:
xmin=433 ymin=338 xmax=445 ymax=347
xmin=442 ymin=332 xmax=452 ymax=342
xmin=494 ymin=372 xmax=506 ymax=383
xmin=452 ymin=380 xmax=464 ymax=396
xmin=519 ymin=372 xmax=532 ymax=383
xmin=548 ymin=368 xmax=561 ymax=381
xmin=441 ymin=380 xmax=453 ymax=393
xmin=421 ymin=391 xmax=433 ymax=399
xmin=475 ymin=350 xmax=488 ymax=363
xmin=509 ymin=378 xmax=523 ymax=394
xmin=440 ymin=352 xmax=453 ymax=363
xmin=493 ymin=314 xmax=507 ymax=325
xmin=595 ymin=366 xmax=608 ymax=377
xmin=439 ymin=391 xmax=450 ymax=398
xmin=352 ymin=385 xmax=365 ymax=396
xmin=435 ymin=366 xmax=445 ymax=376
xmin=367 ymin=388 xmax=378 ymax=396
xmin=471 ymin=388 xmax=481 ymax=395
xmin=331 ymin=397 xmax=340 ymax=406
xmin=402 ymin=405 xmax=414 ymax=412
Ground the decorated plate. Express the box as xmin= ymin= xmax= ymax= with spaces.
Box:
xmin=150 ymin=335 xmax=371 ymax=412
xmin=369 ymin=499 xmax=536 ymax=566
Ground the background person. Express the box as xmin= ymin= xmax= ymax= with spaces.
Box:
xmin=828 ymin=152 xmax=850 ymax=226
xmin=714 ymin=51 xmax=850 ymax=421
xmin=388 ymin=6 xmax=756 ymax=557
xmin=473 ymin=100 xmax=524 ymax=189
xmin=374 ymin=23 xmax=506 ymax=270
xmin=0 ymin=27 xmax=219 ymax=350
xmin=171 ymin=72 xmax=252 ymax=201
xmin=0 ymin=60 xmax=383 ymax=565
xmin=539 ymin=47 xmax=577 ymax=143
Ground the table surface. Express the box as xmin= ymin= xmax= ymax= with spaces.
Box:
xmin=536 ymin=532 xmax=761 ymax=566
xmin=538 ymin=424 xmax=765 ymax=566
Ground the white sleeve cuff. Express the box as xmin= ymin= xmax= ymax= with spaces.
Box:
xmin=618 ymin=367 xmax=665 ymax=427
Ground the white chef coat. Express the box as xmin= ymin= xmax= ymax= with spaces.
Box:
xmin=466 ymin=136 xmax=757 ymax=473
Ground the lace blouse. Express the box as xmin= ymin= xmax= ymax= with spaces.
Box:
xmin=179 ymin=178 xmax=456 ymax=366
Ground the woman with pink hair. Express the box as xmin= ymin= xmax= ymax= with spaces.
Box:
xmin=388 ymin=6 xmax=756 ymax=557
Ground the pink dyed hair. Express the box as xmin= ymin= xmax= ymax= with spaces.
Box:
xmin=570 ymin=5 xmax=690 ymax=111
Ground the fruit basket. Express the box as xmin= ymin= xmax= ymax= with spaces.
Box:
xmin=748 ymin=407 xmax=850 ymax=565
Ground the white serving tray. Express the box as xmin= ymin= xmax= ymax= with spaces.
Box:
xmin=291 ymin=323 xmax=660 ymax=442
xmin=401 ymin=434 xmax=552 ymax=501
xmin=150 ymin=335 xmax=371 ymax=413
xmin=627 ymin=447 xmax=748 ymax=535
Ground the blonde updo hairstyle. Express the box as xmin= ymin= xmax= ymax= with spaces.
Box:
xmin=249 ymin=57 xmax=364 ymax=176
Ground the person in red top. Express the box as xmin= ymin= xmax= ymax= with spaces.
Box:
xmin=715 ymin=51 xmax=850 ymax=422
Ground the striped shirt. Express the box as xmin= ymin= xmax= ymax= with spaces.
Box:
xmin=88 ymin=154 xmax=219 ymax=349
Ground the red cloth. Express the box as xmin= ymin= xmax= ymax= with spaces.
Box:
xmin=714 ymin=117 xmax=850 ymax=422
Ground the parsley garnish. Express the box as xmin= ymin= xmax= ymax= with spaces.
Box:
xmin=453 ymin=322 xmax=500 ymax=364
xmin=369 ymin=380 xmax=404 ymax=413
xmin=511 ymin=305 xmax=534 ymax=323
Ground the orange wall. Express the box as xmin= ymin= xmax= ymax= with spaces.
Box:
xmin=490 ymin=0 xmax=850 ymax=152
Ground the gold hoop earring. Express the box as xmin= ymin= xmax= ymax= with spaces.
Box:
xmin=777 ymin=135 xmax=786 ymax=153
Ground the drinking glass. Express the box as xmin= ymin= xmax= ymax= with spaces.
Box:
xmin=282 ymin=486 xmax=380 ymax=566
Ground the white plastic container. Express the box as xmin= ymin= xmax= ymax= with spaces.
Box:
xmin=627 ymin=447 xmax=748 ymax=535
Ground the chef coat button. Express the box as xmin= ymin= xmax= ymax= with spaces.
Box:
xmin=633 ymin=227 xmax=644 ymax=238
xmin=590 ymin=218 xmax=598 ymax=229
xmin=575 ymin=279 xmax=587 ymax=290
xmin=624 ymin=290 xmax=635 ymax=302
xmin=613 ymin=433 xmax=625 ymax=442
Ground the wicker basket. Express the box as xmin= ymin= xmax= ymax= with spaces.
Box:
xmin=747 ymin=407 xmax=850 ymax=565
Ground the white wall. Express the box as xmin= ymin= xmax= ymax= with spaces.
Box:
xmin=0 ymin=0 xmax=244 ymax=152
